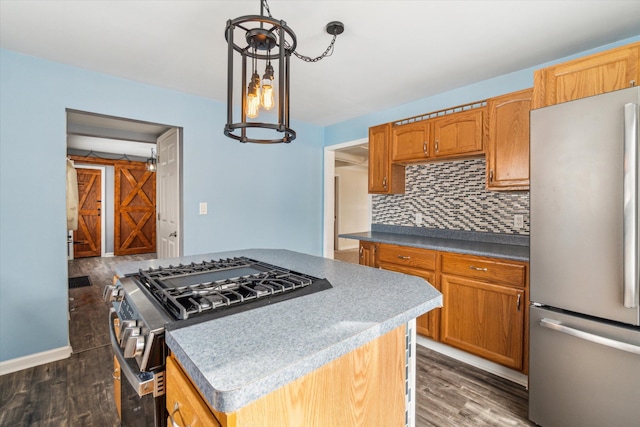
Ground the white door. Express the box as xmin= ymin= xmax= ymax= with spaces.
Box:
xmin=156 ymin=128 xmax=180 ymax=259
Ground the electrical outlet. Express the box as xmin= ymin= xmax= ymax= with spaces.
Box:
xmin=514 ymin=214 xmax=524 ymax=229
xmin=416 ymin=212 xmax=423 ymax=225
xmin=199 ymin=202 xmax=208 ymax=215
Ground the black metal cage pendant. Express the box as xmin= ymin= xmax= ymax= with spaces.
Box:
xmin=224 ymin=13 xmax=297 ymax=144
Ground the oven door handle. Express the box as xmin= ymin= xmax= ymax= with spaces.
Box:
xmin=110 ymin=309 xmax=165 ymax=397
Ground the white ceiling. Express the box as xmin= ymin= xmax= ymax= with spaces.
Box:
xmin=2 ymin=1 xmax=640 ymax=127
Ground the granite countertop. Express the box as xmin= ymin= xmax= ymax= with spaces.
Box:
xmin=115 ymin=249 xmax=442 ymax=413
xmin=340 ymin=225 xmax=529 ymax=262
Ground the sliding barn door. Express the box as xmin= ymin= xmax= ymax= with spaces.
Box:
xmin=73 ymin=168 xmax=102 ymax=258
xmin=114 ymin=164 xmax=156 ymax=255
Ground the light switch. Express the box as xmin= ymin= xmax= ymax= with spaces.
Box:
xmin=199 ymin=202 xmax=208 ymax=215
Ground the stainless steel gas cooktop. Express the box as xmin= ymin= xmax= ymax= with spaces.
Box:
xmin=130 ymin=257 xmax=332 ymax=324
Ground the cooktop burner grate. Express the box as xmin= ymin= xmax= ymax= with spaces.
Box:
xmin=133 ymin=257 xmax=331 ymax=321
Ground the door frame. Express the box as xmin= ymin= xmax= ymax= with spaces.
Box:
xmin=73 ymin=164 xmax=106 ymax=257
xmin=323 ymin=137 xmax=369 ymax=258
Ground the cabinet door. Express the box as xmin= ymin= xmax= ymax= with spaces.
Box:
xmin=358 ymin=241 xmax=377 ymax=267
xmin=431 ymin=108 xmax=484 ymax=158
xmin=533 ymin=42 xmax=640 ymax=109
xmin=440 ymin=274 xmax=525 ymax=370
xmin=368 ymin=123 xmax=405 ymax=194
xmin=113 ymin=356 xmax=121 ymax=419
xmin=391 ymin=121 xmax=430 ymax=162
xmin=166 ymin=355 xmax=222 ymax=427
xmin=380 ymin=262 xmax=440 ymax=341
xmin=486 ymin=88 xmax=532 ymax=191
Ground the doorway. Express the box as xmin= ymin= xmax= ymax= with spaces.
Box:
xmin=323 ymin=138 xmax=371 ymax=259
xmin=66 ymin=109 xmax=182 ymax=260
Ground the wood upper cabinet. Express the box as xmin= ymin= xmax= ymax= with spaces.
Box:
xmin=440 ymin=253 xmax=528 ymax=371
xmin=391 ymin=121 xmax=430 ymax=162
xmin=368 ymin=123 xmax=405 ymax=194
xmin=533 ymin=41 xmax=640 ymax=109
xmin=431 ymin=108 xmax=484 ymax=158
xmin=486 ymin=88 xmax=533 ymax=191
xmin=377 ymin=243 xmax=440 ymax=340
xmin=358 ymin=240 xmax=377 ymax=267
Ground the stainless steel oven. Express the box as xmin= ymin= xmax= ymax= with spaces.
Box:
xmin=108 ymin=281 xmax=169 ymax=427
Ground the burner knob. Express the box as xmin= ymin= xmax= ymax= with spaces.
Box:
xmin=120 ymin=326 xmax=140 ymax=349
xmin=118 ymin=320 xmax=137 ymax=342
xmin=103 ymin=285 xmax=123 ymax=303
xmin=124 ymin=335 xmax=146 ymax=358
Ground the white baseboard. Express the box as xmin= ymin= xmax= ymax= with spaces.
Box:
xmin=103 ymin=252 xmax=115 ymax=258
xmin=0 ymin=345 xmax=72 ymax=376
xmin=416 ymin=336 xmax=528 ymax=388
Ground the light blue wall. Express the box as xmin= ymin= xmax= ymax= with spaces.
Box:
xmin=0 ymin=49 xmax=324 ymax=362
xmin=324 ymin=35 xmax=640 ymax=147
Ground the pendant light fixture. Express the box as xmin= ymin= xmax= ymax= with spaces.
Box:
xmin=224 ymin=0 xmax=344 ymax=144
xmin=146 ymin=147 xmax=157 ymax=172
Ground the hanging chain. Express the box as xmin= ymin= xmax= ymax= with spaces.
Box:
xmin=261 ymin=0 xmax=338 ymax=62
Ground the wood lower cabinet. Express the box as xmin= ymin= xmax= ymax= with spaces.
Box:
xmin=372 ymin=243 xmax=529 ymax=372
xmin=381 ymin=263 xmax=440 ymax=341
xmin=486 ymin=88 xmax=533 ymax=191
xmin=166 ymin=325 xmax=407 ymax=427
xmin=113 ymin=356 xmax=121 ymax=419
xmin=431 ymin=108 xmax=484 ymax=158
xmin=166 ymin=355 xmax=222 ymax=427
xmin=358 ymin=240 xmax=377 ymax=267
xmin=440 ymin=253 xmax=527 ymax=371
xmin=533 ymin=41 xmax=640 ymax=109
xmin=368 ymin=123 xmax=405 ymax=194
xmin=377 ymin=243 xmax=439 ymax=340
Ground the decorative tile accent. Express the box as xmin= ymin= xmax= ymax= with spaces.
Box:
xmin=372 ymin=158 xmax=530 ymax=235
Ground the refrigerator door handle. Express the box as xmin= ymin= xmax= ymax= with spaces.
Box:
xmin=540 ymin=318 xmax=640 ymax=355
xmin=623 ymin=103 xmax=639 ymax=309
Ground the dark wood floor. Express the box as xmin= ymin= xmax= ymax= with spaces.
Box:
xmin=0 ymin=254 xmax=534 ymax=426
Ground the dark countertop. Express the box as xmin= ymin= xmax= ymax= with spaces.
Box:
xmin=340 ymin=225 xmax=529 ymax=262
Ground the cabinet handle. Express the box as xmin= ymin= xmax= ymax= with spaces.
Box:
xmin=397 ymin=255 xmax=411 ymax=260
xmin=359 ymin=246 xmax=363 ymax=257
xmin=489 ymin=170 xmax=494 ymax=182
xmin=382 ymin=176 xmax=387 ymax=190
xmin=435 ymin=139 xmax=439 ymax=152
xmin=469 ymin=266 xmax=488 ymax=271
xmin=517 ymin=294 xmax=521 ymax=311
xmin=423 ymin=141 xmax=428 ymax=155
xmin=169 ymin=402 xmax=191 ymax=427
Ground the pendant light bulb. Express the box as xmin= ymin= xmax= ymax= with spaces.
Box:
xmin=246 ymin=72 xmax=261 ymax=119
xmin=261 ymin=63 xmax=275 ymax=110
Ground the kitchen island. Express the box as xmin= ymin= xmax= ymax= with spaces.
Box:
xmin=115 ymin=249 xmax=442 ymax=426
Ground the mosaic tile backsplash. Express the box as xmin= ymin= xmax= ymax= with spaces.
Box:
xmin=372 ymin=158 xmax=530 ymax=235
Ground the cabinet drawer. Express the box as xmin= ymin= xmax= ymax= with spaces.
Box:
xmin=377 ymin=243 xmax=437 ymax=271
xmin=441 ymin=252 xmax=526 ymax=287
xmin=166 ymin=355 xmax=222 ymax=427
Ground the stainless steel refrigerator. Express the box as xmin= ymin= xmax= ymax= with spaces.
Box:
xmin=529 ymin=86 xmax=640 ymax=427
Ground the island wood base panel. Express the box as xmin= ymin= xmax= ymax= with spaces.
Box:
xmin=168 ymin=325 xmax=407 ymax=427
